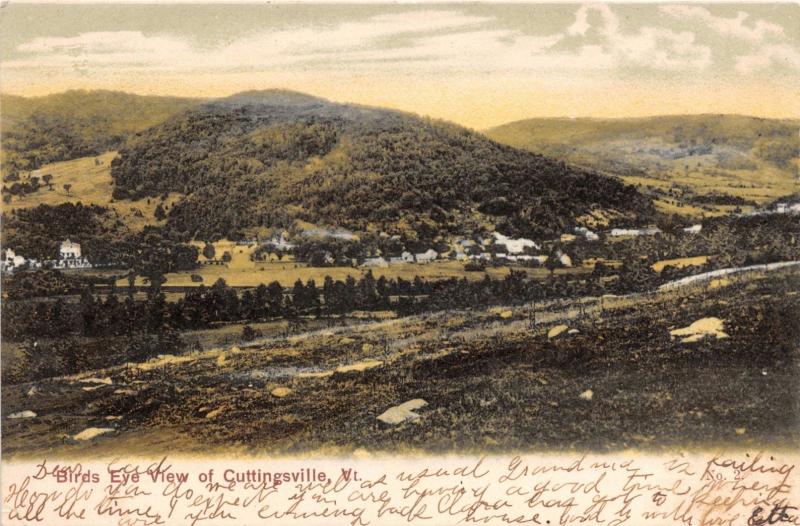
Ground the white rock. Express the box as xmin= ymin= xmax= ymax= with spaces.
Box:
xmin=26 ymin=386 xmax=39 ymax=396
xmin=579 ymin=389 xmax=594 ymax=401
xmin=8 ymin=410 xmax=37 ymax=419
xmin=377 ymin=399 xmax=428 ymax=425
xmin=73 ymin=427 xmax=115 ymax=441
xmin=567 ymin=329 xmax=580 ymax=335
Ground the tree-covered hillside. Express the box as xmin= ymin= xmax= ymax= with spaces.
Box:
xmin=1 ymin=90 xmax=201 ymax=177
xmin=111 ymin=91 xmax=654 ymax=240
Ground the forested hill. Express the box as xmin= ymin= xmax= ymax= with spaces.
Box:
xmin=1 ymin=90 xmax=201 ymax=176
xmin=110 ymin=90 xmax=654 ymax=240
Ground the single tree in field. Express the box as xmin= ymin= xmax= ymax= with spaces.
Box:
xmin=202 ymin=242 xmax=216 ymax=260
xmin=63 ymin=183 xmax=72 ymax=196
xmin=2 ymin=194 xmax=11 ymax=205
xmin=154 ymin=203 xmax=166 ymax=221
xmin=42 ymin=174 xmax=53 ymax=190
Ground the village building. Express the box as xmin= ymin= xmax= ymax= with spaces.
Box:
xmin=60 ymin=239 xmax=82 ymax=259
xmin=270 ymin=231 xmax=296 ymax=250
xmin=610 ymin=227 xmax=661 ymax=237
xmin=683 ymin=224 xmax=702 ymax=234
xmin=574 ymin=227 xmax=599 ymax=241
xmin=2 ymin=249 xmax=28 ymax=272
xmin=414 ymin=249 xmax=438 ymax=264
xmin=362 ymin=257 xmax=389 ymax=268
xmin=492 ymin=232 xmax=540 ymax=254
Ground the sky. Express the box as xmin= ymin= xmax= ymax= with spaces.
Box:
xmin=1 ymin=2 xmax=798 ymax=128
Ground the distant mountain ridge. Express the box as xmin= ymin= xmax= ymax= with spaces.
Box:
xmin=485 ymin=114 xmax=799 ymax=216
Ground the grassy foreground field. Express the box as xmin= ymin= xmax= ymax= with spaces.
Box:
xmin=2 ymin=268 xmax=798 ymax=457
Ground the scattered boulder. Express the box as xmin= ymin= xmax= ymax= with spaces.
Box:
xmin=670 ymin=317 xmax=729 ymax=343
xmin=377 ymin=399 xmax=428 ymax=425
xmin=26 ymin=386 xmax=39 ymax=397
xmin=579 ymin=389 xmax=594 ymax=401
xmin=73 ymin=427 xmax=114 ymax=441
xmin=271 ymin=387 xmax=292 ymax=398
xmin=548 ymin=324 xmax=569 ymax=339
xmin=8 ymin=410 xmax=37 ymax=419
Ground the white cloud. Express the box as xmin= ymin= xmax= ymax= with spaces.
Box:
xmin=7 ymin=5 xmax=776 ymax=78
xmin=736 ymin=44 xmax=800 ymax=73
xmin=660 ymin=5 xmax=785 ymax=43
xmin=559 ymin=4 xmax=711 ymax=72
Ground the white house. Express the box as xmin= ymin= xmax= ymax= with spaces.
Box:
xmin=683 ymin=224 xmax=702 ymax=234
xmin=362 ymin=257 xmax=388 ymax=268
xmin=574 ymin=227 xmax=599 ymax=241
xmin=2 ymin=249 xmax=26 ymax=271
xmin=60 ymin=239 xmax=82 ymax=259
xmin=610 ymin=227 xmax=661 ymax=237
xmin=415 ymin=249 xmax=438 ymax=263
xmin=557 ymin=251 xmax=573 ymax=267
xmin=492 ymin=232 xmax=540 ymax=254
xmin=271 ymin=231 xmax=296 ymax=250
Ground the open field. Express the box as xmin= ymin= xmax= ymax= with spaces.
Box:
xmin=3 ymin=267 xmax=797 ymax=457
xmin=114 ymin=260 xmax=592 ymax=288
xmin=4 ymin=152 xmax=182 ymax=231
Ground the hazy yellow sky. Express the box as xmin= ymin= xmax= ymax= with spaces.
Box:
xmin=1 ymin=3 xmax=798 ymax=128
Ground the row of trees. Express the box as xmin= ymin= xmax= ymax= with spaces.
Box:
xmin=3 ymin=263 xmax=652 ymax=342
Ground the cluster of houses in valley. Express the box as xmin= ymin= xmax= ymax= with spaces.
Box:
xmin=362 ymin=231 xmax=579 ymax=268
xmin=358 ymin=221 xmax=710 ymax=269
xmin=1 ymin=239 xmax=92 ymax=273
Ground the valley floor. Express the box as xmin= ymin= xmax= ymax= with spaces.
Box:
xmin=2 ymin=269 xmax=798 ymax=458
